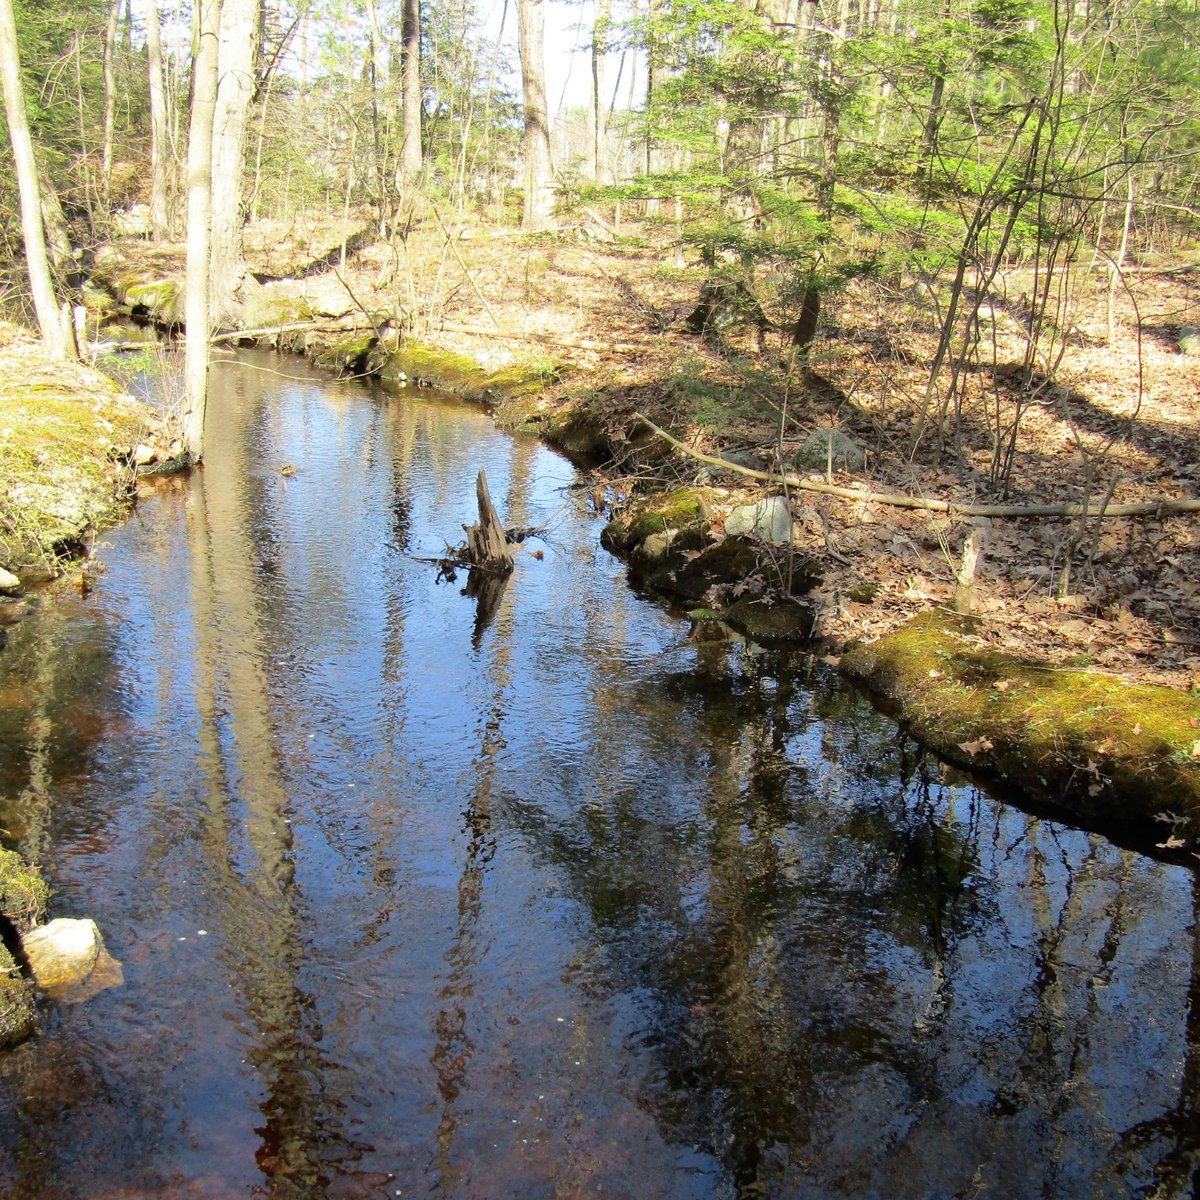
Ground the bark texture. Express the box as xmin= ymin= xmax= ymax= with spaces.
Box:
xmin=518 ymin=0 xmax=554 ymax=229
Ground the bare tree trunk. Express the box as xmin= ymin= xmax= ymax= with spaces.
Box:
xmin=1106 ymin=169 xmax=1135 ymax=346
xmin=399 ymin=0 xmax=422 ymax=193
xmin=184 ymin=0 xmax=221 ymax=458
xmin=101 ymin=0 xmax=121 ymax=207
xmin=146 ymin=0 xmax=171 ymax=238
xmin=518 ymin=0 xmax=553 ymax=229
xmin=209 ymin=0 xmax=261 ymax=326
xmin=591 ymin=0 xmax=611 ymax=182
xmin=38 ymin=166 xmax=74 ymax=276
xmin=0 ymin=0 xmax=74 ymax=360
xmin=365 ymin=0 xmax=396 ymax=225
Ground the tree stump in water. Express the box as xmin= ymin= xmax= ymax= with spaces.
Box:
xmin=463 ymin=470 xmax=514 ymax=574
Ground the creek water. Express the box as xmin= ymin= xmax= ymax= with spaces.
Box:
xmin=0 ymin=350 xmax=1195 ymax=1199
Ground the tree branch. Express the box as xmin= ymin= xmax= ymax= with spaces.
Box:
xmin=633 ymin=413 xmax=1200 ymax=520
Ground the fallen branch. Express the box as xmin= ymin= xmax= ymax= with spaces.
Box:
xmin=633 ymin=413 xmax=1200 ymax=520
xmin=440 ymin=322 xmax=642 ymax=353
xmin=209 ymin=318 xmax=371 ymax=345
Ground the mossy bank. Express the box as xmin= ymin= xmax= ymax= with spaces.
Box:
xmin=0 ymin=323 xmax=173 ymax=580
xmin=0 ymin=848 xmax=49 ymax=1047
xmin=842 ymin=611 xmax=1200 ymax=850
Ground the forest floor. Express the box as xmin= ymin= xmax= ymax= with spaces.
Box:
xmin=224 ymin=213 xmax=1200 ymax=693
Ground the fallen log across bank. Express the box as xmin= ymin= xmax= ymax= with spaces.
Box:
xmin=209 ymin=318 xmax=372 ymax=345
xmin=632 ymin=413 xmax=1200 ymax=520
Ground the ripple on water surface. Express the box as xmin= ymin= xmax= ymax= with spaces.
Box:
xmin=0 ymin=351 xmax=1194 ymax=1199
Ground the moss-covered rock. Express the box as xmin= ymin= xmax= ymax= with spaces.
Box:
xmin=0 ymin=957 xmax=36 ymax=1049
xmin=121 ymin=279 xmax=185 ymax=326
xmin=241 ymin=290 xmax=318 ymax=331
xmin=0 ymin=848 xmax=49 ymax=931
xmin=725 ymin=596 xmax=817 ymax=642
xmin=0 ymin=848 xmax=49 ymax=1049
xmin=0 ymin=324 xmax=164 ymax=572
xmin=842 ymin=609 xmax=1200 ymax=843
xmin=376 ymin=343 xmax=562 ymax=410
xmin=313 ymin=332 xmax=375 ymax=373
xmin=602 ymin=487 xmax=716 ymax=555
xmin=378 ymin=343 xmax=489 ymax=393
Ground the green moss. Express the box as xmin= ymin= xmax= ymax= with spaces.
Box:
xmin=0 ymin=848 xmax=48 ymax=931
xmin=380 ymin=343 xmax=489 ymax=393
xmin=80 ymin=284 xmax=117 ymax=317
xmin=540 ymin=407 xmax=609 ymax=457
xmin=314 ymin=333 xmax=374 ymax=372
xmin=0 ymin=952 xmax=35 ymax=1049
xmin=484 ymin=352 xmax=562 ymax=401
xmin=626 ymin=488 xmax=713 ymax=546
xmin=842 ymin=610 xmax=1200 ymax=839
xmin=846 ymin=582 xmax=879 ymax=604
xmin=378 ymin=343 xmax=561 ymax=409
xmin=122 ymin=279 xmax=184 ymax=325
xmin=0 ymin=340 xmax=159 ymax=571
xmin=0 ymin=848 xmax=49 ymax=1048
xmin=241 ymin=291 xmax=318 ymax=330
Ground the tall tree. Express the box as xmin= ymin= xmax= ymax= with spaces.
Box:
xmin=146 ymin=0 xmax=171 ymax=237
xmin=209 ymin=0 xmax=261 ymax=325
xmin=183 ymin=0 xmax=222 ymax=457
xmin=100 ymin=0 xmax=121 ymax=206
xmin=0 ymin=0 xmax=74 ymax=360
xmin=517 ymin=0 xmax=553 ymax=228
xmin=400 ymin=0 xmax=423 ymax=192
xmin=591 ymin=0 xmax=611 ymax=181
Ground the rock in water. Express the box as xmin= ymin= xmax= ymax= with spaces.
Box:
xmin=22 ymin=918 xmax=124 ymax=1001
xmin=0 ymin=567 xmax=20 ymax=592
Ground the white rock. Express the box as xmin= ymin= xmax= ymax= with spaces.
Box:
xmin=1180 ymin=326 xmax=1200 ymax=357
xmin=21 ymin=918 xmax=121 ymax=997
xmin=642 ymin=529 xmax=677 ymax=560
xmin=133 ymin=443 xmax=158 ymax=466
xmin=0 ymin=567 xmax=20 ymax=591
xmin=724 ymin=496 xmax=794 ymax=545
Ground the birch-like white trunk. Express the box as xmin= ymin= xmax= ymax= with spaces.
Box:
xmin=518 ymin=0 xmax=553 ymax=229
xmin=399 ymin=0 xmax=422 ymax=192
xmin=0 ymin=0 xmax=73 ymax=360
xmin=183 ymin=0 xmax=221 ymax=458
xmin=146 ymin=0 xmax=171 ymax=238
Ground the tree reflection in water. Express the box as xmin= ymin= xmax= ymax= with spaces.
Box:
xmin=0 ymin=351 xmax=1193 ymax=1198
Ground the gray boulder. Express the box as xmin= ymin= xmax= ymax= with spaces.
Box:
xmin=795 ymin=428 xmax=865 ymax=474
xmin=724 ymin=496 xmax=794 ymax=544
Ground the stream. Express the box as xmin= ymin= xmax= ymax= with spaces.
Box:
xmin=0 ymin=349 xmax=1196 ymax=1198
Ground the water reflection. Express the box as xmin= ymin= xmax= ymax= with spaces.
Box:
xmin=0 ymin=350 xmax=1193 ymax=1198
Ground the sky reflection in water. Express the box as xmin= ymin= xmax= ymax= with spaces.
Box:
xmin=0 ymin=350 xmax=1194 ymax=1199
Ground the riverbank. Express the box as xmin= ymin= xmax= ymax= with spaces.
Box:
xmin=16 ymin=212 xmax=1200 ymax=847
xmin=0 ymin=322 xmax=177 ymax=584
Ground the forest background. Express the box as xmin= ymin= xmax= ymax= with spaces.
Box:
xmin=0 ymin=0 xmax=1198 ymax=704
